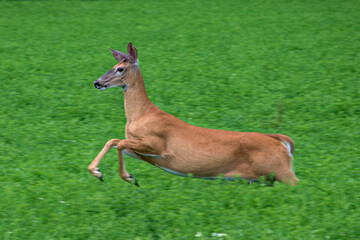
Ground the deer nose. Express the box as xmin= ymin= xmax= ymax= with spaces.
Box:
xmin=94 ymin=81 xmax=100 ymax=88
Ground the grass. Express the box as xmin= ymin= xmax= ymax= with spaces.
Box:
xmin=0 ymin=0 xmax=359 ymax=239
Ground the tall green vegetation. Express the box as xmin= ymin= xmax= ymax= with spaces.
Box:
xmin=0 ymin=1 xmax=359 ymax=239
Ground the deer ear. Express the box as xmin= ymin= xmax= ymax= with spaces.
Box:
xmin=109 ymin=48 xmax=129 ymax=63
xmin=127 ymin=42 xmax=138 ymax=63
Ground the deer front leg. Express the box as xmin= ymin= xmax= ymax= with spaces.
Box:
xmin=116 ymin=147 xmax=139 ymax=186
xmin=88 ymin=139 xmax=122 ymax=181
xmin=116 ymin=139 xmax=164 ymax=186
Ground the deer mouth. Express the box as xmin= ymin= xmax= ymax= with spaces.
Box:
xmin=94 ymin=81 xmax=124 ymax=91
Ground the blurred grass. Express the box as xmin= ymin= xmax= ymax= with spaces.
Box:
xmin=0 ymin=0 xmax=359 ymax=239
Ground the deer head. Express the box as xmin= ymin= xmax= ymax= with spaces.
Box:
xmin=94 ymin=42 xmax=139 ymax=91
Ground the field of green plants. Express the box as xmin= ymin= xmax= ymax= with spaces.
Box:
xmin=0 ymin=0 xmax=359 ymax=239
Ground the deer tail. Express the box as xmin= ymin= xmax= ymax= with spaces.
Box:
xmin=268 ymin=134 xmax=294 ymax=157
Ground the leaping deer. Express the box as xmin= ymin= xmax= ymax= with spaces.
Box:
xmin=88 ymin=43 xmax=298 ymax=186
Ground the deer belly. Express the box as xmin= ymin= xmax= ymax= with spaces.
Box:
xmin=122 ymin=149 xmax=164 ymax=160
xmin=155 ymin=165 xmax=189 ymax=177
xmin=122 ymin=149 xmax=142 ymax=159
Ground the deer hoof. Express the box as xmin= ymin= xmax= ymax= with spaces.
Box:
xmin=91 ymin=168 xmax=104 ymax=181
xmin=127 ymin=174 xmax=140 ymax=187
xmin=98 ymin=176 xmax=104 ymax=182
xmin=248 ymin=179 xmax=258 ymax=184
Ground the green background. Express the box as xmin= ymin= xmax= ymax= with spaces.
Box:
xmin=0 ymin=0 xmax=359 ymax=239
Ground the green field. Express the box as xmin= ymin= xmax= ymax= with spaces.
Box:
xmin=1 ymin=0 xmax=359 ymax=239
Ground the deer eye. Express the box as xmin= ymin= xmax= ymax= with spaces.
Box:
xmin=117 ymin=67 xmax=125 ymax=73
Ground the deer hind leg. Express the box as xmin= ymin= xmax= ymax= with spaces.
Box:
xmin=275 ymin=168 xmax=298 ymax=186
xmin=88 ymin=139 xmax=122 ymax=181
xmin=275 ymin=156 xmax=298 ymax=186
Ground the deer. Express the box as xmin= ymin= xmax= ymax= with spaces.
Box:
xmin=88 ymin=42 xmax=298 ymax=186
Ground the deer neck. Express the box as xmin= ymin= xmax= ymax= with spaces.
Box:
xmin=123 ymin=69 xmax=152 ymax=122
